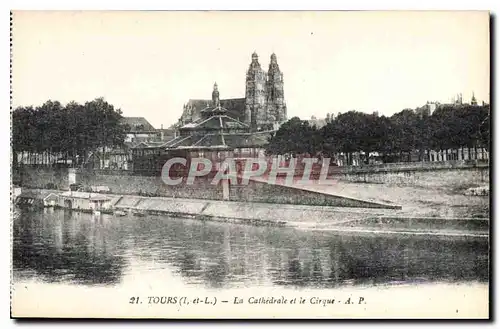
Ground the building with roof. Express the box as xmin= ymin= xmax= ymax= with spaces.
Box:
xmin=15 ymin=190 xmax=60 ymax=208
xmin=94 ymin=117 xmax=179 ymax=170
xmin=307 ymin=116 xmax=328 ymax=129
xmin=178 ymin=52 xmax=287 ymax=131
xmin=414 ymin=101 xmax=440 ymax=118
xmin=414 ymin=92 xmax=484 ymax=118
xmin=120 ymin=117 xmax=160 ymax=143
xmin=132 ymin=83 xmax=274 ymax=174
xmin=157 ymin=125 xmax=178 ymax=142
xmin=59 ymin=191 xmax=114 ymax=212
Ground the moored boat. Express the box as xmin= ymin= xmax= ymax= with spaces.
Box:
xmin=132 ymin=210 xmax=146 ymax=217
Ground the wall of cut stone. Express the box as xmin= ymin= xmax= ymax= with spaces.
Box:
xmin=334 ymin=167 xmax=489 ymax=189
xmin=78 ymin=171 xmax=222 ymax=200
xmin=230 ymin=180 xmax=399 ymax=209
xmin=15 ymin=165 xmax=489 ymax=206
xmin=15 ymin=166 xmax=69 ymax=190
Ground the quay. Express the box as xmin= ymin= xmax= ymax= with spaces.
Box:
xmin=13 ymin=158 xmax=489 ymax=238
xmin=14 ymin=187 xmax=489 ymax=238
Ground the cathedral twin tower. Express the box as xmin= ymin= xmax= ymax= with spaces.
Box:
xmin=180 ymin=52 xmax=287 ymax=130
xmin=245 ymin=52 xmax=287 ymax=128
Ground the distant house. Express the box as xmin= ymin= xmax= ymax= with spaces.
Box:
xmin=16 ymin=191 xmax=41 ymax=207
xmin=96 ymin=117 xmax=161 ymax=170
xmin=15 ymin=190 xmax=58 ymax=208
xmin=43 ymin=193 xmax=60 ymax=207
xmin=59 ymin=191 xmax=113 ymax=211
xmin=13 ymin=185 xmax=22 ymax=199
xmin=121 ymin=117 xmax=160 ymax=143
xmin=307 ymin=116 xmax=327 ymax=129
xmin=414 ymin=101 xmax=440 ymax=118
xmin=157 ymin=126 xmax=178 ymax=142
xmin=89 ymin=195 xmax=113 ymax=212
xmin=105 ymin=146 xmax=131 ymax=170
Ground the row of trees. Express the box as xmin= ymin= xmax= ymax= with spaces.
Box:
xmin=12 ymin=98 xmax=127 ymax=167
xmin=12 ymin=98 xmax=490 ymax=168
xmin=266 ymin=104 xmax=490 ymax=164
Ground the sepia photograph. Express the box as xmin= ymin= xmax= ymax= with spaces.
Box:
xmin=9 ymin=10 xmax=490 ymax=319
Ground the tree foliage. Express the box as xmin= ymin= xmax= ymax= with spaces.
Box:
xmin=265 ymin=117 xmax=321 ymax=156
xmin=12 ymin=98 xmax=127 ymax=167
xmin=265 ymin=105 xmax=490 ymax=164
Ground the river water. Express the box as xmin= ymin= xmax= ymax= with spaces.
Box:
xmin=13 ymin=208 xmax=489 ymax=288
xmin=11 ymin=208 xmax=490 ymax=318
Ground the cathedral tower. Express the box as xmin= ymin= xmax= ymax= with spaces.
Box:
xmin=245 ymin=52 xmax=267 ymax=129
xmin=266 ymin=53 xmax=287 ymax=123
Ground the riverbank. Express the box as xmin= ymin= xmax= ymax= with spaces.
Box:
xmin=13 ymin=162 xmax=488 ymax=204
xmin=283 ymin=180 xmax=490 ymax=219
xmin=17 ymin=188 xmax=489 ymax=238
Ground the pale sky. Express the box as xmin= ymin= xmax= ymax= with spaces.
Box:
xmin=12 ymin=11 xmax=490 ymax=128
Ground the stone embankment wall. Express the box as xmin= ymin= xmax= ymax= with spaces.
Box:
xmin=14 ymin=167 xmax=395 ymax=208
xmin=230 ymin=180 xmax=398 ymax=208
xmin=21 ymin=189 xmax=489 ymax=236
xmin=13 ymin=166 xmax=69 ymax=190
xmin=334 ymin=160 xmax=487 ymax=173
xmin=14 ymin=162 xmax=489 ymax=206
xmin=14 ymin=167 xmax=221 ymax=199
xmin=77 ymin=170 xmax=222 ymax=200
xmin=74 ymin=169 xmax=397 ymax=208
xmin=334 ymin=166 xmax=489 ymax=189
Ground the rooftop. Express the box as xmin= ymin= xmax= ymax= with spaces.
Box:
xmin=60 ymin=191 xmax=111 ymax=200
xmin=180 ymin=114 xmax=249 ymax=130
xmin=184 ymin=98 xmax=246 ymax=122
xmin=165 ymin=131 xmax=273 ymax=150
xmin=121 ymin=117 xmax=156 ymax=133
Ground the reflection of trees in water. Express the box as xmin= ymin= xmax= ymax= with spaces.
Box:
xmin=126 ymin=217 xmax=489 ymax=288
xmin=327 ymin=237 xmax=392 ymax=286
xmin=125 ymin=218 xmax=274 ymax=288
xmin=323 ymin=235 xmax=489 ymax=287
xmin=170 ymin=225 xmax=231 ymax=288
xmin=13 ymin=210 xmax=126 ymax=286
xmin=261 ymin=233 xmax=488 ymax=288
xmin=311 ymin=249 xmax=324 ymax=280
xmin=13 ymin=209 xmax=489 ymax=289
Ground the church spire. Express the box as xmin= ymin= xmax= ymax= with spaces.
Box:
xmin=471 ymin=91 xmax=478 ymax=106
xmin=270 ymin=53 xmax=277 ymax=64
xmin=268 ymin=53 xmax=281 ymax=74
xmin=212 ymin=82 xmax=220 ymax=106
xmin=249 ymin=51 xmax=261 ymax=70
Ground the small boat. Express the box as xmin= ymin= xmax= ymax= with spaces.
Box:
xmin=115 ymin=210 xmax=127 ymax=216
xmin=132 ymin=210 xmax=146 ymax=217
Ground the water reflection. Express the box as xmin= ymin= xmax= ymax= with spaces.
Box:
xmin=12 ymin=209 xmax=488 ymax=289
xmin=13 ymin=210 xmax=126 ymax=285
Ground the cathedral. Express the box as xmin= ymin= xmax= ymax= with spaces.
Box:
xmin=178 ymin=52 xmax=287 ymax=131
